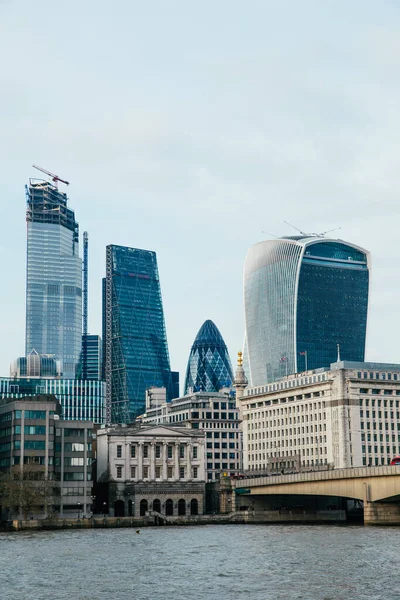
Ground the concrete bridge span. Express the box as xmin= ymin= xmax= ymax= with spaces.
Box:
xmin=228 ymin=466 xmax=400 ymax=525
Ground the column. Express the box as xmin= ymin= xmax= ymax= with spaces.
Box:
xmin=186 ymin=442 xmax=192 ymax=480
xmin=162 ymin=442 xmax=168 ymax=480
xmin=125 ymin=441 xmax=130 ymax=479
xmin=174 ymin=442 xmax=180 ymax=481
xmin=150 ymin=442 xmax=156 ymax=480
xmin=138 ymin=442 xmax=143 ymax=479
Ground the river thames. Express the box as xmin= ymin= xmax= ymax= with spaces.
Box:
xmin=1 ymin=524 xmax=400 ymax=599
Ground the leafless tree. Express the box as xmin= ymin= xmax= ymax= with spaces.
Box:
xmin=0 ymin=464 xmax=54 ymax=520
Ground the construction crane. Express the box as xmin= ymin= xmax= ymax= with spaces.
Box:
xmin=32 ymin=164 xmax=70 ymax=187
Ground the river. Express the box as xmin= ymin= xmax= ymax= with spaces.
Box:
xmin=1 ymin=524 xmax=399 ymax=599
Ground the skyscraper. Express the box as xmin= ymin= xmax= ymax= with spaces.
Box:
xmin=104 ymin=245 xmax=173 ymax=423
xmin=25 ymin=179 xmax=82 ymax=378
xmin=243 ymin=236 xmax=370 ymax=386
xmin=184 ymin=320 xmax=234 ymax=395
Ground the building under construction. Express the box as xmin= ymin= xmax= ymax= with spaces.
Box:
xmin=25 ymin=179 xmax=82 ymax=379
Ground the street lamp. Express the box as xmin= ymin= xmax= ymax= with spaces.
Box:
xmin=103 ymin=502 xmax=107 ymax=518
xmin=77 ymin=502 xmax=81 ymax=520
xmin=91 ymin=495 xmax=96 ymax=515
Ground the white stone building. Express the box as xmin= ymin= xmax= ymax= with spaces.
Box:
xmin=139 ymin=390 xmax=242 ymax=481
xmin=239 ymin=361 xmax=400 ymax=472
xmin=97 ymin=424 xmax=206 ymax=517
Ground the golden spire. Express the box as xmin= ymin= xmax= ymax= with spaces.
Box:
xmin=237 ymin=351 xmax=243 ymax=367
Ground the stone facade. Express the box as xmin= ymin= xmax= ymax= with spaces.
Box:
xmin=97 ymin=424 xmax=206 ymax=517
xmin=240 ymin=361 xmax=400 ymax=471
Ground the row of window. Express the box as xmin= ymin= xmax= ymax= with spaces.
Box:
xmin=206 ymin=442 xmax=237 ymax=449
xmin=119 ymin=444 xmax=198 ymax=460
xmin=206 ymin=432 xmax=238 ymax=439
xmin=206 ymin=462 xmax=237 ymax=470
xmin=247 ymin=373 xmax=328 ymax=397
xmin=359 ymin=388 xmax=400 ymax=395
xmin=116 ymin=465 xmax=199 ymax=480
xmin=357 ymin=371 xmax=399 ymax=381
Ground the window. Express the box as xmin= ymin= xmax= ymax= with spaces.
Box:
xmin=167 ymin=445 xmax=173 ymax=459
xmin=63 ymin=428 xmax=85 ymax=437
xmin=193 ymin=467 xmax=198 ymax=479
xmin=131 ymin=466 xmax=136 ymax=479
xmin=193 ymin=446 xmax=198 ymax=459
xmin=155 ymin=466 xmax=161 ymax=478
xmin=143 ymin=466 xmax=149 ymax=478
xmin=143 ymin=445 xmax=149 ymax=458
xmin=179 ymin=466 xmax=185 ymax=479
xmin=24 ymin=425 xmax=46 ymax=435
xmin=131 ymin=445 xmax=136 ymax=458
xmin=167 ymin=466 xmax=173 ymax=478
xmin=179 ymin=445 xmax=185 ymax=459
xmin=24 ymin=410 xmax=46 ymax=420
xmin=155 ymin=445 xmax=161 ymax=459
xmin=116 ymin=466 xmax=122 ymax=478
xmin=64 ymin=472 xmax=84 ymax=481
xmin=116 ymin=445 xmax=122 ymax=458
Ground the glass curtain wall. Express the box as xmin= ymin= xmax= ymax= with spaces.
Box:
xmin=25 ymin=181 xmax=82 ymax=378
xmin=104 ymin=245 xmax=172 ymax=423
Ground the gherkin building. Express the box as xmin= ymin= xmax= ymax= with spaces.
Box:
xmin=184 ymin=320 xmax=233 ymax=394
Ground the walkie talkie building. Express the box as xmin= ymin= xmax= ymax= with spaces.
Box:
xmin=243 ymin=236 xmax=370 ymax=386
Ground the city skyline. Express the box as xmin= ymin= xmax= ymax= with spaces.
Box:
xmin=3 ymin=2 xmax=400 ymax=387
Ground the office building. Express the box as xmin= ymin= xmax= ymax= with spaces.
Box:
xmin=78 ymin=334 xmax=102 ymax=381
xmin=184 ymin=320 xmax=233 ymax=395
xmin=0 ymin=395 xmax=94 ymax=519
xmin=0 ymin=376 xmax=105 ymax=424
xmin=243 ymin=236 xmax=370 ymax=385
xmin=97 ymin=424 xmax=206 ymax=517
xmin=140 ymin=389 xmax=242 ymax=480
xmin=11 ymin=349 xmax=61 ymax=378
xmin=240 ymin=361 xmax=400 ymax=472
xmin=25 ymin=180 xmax=82 ymax=378
xmin=103 ymin=245 xmax=174 ymax=423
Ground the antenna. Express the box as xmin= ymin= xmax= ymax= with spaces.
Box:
xmin=261 ymin=230 xmax=280 ymax=239
xmin=284 ymin=221 xmax=307 ymax=236
xmin=316 ymin=227 xmax=342 ymax=237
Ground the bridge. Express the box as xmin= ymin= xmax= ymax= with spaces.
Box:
xmin=223 ymin=466 xmax=400 ymax=525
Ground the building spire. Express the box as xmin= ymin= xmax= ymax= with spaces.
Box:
xmin=337 ymin=343 xmax=341 ymax=362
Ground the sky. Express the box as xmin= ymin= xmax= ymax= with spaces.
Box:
xmin=2 ymin=0 xmax=400 ymax=389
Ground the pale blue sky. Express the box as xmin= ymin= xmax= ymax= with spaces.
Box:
xmin=2 ymin=1 xmax=400 ymax=387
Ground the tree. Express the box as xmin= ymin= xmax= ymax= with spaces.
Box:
xmin=0 ymin=464 xmax=54 ymax=521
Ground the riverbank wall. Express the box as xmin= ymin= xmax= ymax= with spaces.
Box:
xmin=3 ymin=508 xmax=353 ymax=531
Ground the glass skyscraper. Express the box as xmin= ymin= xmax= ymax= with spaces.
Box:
xmin=244 ymin=236 xmax=370 ymax=385
xmin=25 ymin=180 xmax=82 ymax=378
xmin=184 ymin=320 xmax=234 ymax=395
xmin=104 ymin=245 xmax=173 ymax=423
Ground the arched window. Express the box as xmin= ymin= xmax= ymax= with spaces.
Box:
xmin=153 ymin=499 xmax=161 ymax=513
xmin=140 ymin=499 xmax=148 ymax=516
xmin=165 ymin=498 xmax=173 ymax=516
xmin=190 ymin=498 xmax=198 ymax=516
xmin=178 ymin=498 xmax=186 ymax=516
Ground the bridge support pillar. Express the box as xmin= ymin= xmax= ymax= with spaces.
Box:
xmin=364 ymin=502 xmax=400 ymax=525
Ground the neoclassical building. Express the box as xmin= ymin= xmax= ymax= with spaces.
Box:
xmin=97 ymin=424 xmax=206 ymax=517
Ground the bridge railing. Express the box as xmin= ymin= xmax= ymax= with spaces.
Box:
xmin=235 ymin=465 xmax=400 ymax=488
